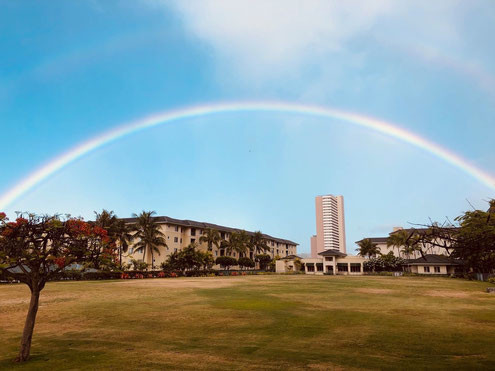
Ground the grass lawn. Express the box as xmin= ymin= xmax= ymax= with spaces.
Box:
xmin=0 ymin=275 xmax=494 ymax=370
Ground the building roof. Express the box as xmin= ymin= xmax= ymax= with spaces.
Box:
xmin=356 ymin=226 xmax=459 ymax=245
xmin=355 ymin=237 xmax=388 ymax=244
xmin=318 ymin=249 xmax=347 ymax=257
xmin=404 ymin=254 xmax=461 ymax=266
xmin=120 ymin=215 xmax=298 ymax=246
xmin=280 ymin=254 xmax=302 ymax=260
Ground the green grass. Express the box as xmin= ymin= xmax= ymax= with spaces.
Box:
xmin=0 ymin=275 xmax=494 ymax=370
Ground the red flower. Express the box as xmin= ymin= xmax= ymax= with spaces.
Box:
xmin=15 ymin=217 xmax=28 ymax=225
xmin=54 ymin=257 xmax=66 ymax=268
xmin=0 ymin=212 xmax=6 ymax=220
xmin=1 ymin=228 xmax=12 ymax=237
xmin=93 ymin=226 xmax=108 ymax=237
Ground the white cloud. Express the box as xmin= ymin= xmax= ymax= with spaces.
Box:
xmin=148 ymin=0 xmax=494 ymax=97
xmin=167 ymin=0 xmax=395 ymax=76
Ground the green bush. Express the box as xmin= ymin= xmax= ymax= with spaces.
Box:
xmin=238 ymin=257 xmax=255 ymax=269
xmin=215 ymin=256 xmax=238 ymax=269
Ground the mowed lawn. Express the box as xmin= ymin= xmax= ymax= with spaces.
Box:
xmin=0 ymin=276 xmax=494 ymax=370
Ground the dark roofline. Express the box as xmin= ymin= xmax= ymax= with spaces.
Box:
xmin=120 ymin=215 xmax=298 ymax=246
xmin=355 ymin=237 xmax=388 ymax=244
xmin=280 ymin=254 xmax=302 ymax=260
xmin=318 ymin=249 xmax=347 ymax=257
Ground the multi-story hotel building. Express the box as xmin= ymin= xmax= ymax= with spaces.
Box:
xmin=310 ymin=194 xmax=346 ymax=258
xmin=122 ymin=215 xmax=298 ymax=268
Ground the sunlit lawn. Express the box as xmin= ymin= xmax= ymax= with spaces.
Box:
xmin=0 ymin=275 xmax=494 ymax=370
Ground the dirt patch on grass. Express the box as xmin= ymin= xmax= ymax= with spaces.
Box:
xmin=110 ymin=277 xmax=246 ymax=289
xmin=424 ymin=290 xmax=470 ymax=298
xmin=354 ymin=288 xmax=395 ymax=295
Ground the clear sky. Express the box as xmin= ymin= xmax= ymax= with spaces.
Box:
xmin=1 ymin=1 xmax=494 ymax=254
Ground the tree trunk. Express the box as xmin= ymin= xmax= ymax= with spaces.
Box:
xmin=16 ymin=287 xmax=41 ymax=362
xmin=151 ymin=249 xmax=154 ymax=270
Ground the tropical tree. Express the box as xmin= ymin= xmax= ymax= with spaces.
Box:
xmin=419 ymin=199 xmax=495 ymax=274
xmin=199 ymin=228 xmax=222 ymax=252
xmin=161 ymin=243 xmax=214 ymax=274
xmin=357 ymin=238 xmax=380 ymax=258
xmin=249 ymin=231 xmax=270 ymax=258
xmin=131 ymin=211 xmax=167 ymax=270
xmin=225 ymin=230 xmax=250 ymax=257
xmin=255 ymin=254 xmax=272 ymax=271
xmin=387 ymin=230 xmax=409 ymax=257
xmin=238 ymin=256 xmax=255 ymax=270
xmin=115 ymin=219 xmax=134 ymax=269
xmin=215 ymin=256 xmax=237 ymax=270
xmin=0 ymin=212 xmax=111 ymax=362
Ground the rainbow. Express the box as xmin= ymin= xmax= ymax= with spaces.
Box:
xmin=1 ymin=101 xmax=494 ymax=209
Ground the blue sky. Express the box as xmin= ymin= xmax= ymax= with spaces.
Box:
xmin=1 ymin=0 xmax=494 ymax=253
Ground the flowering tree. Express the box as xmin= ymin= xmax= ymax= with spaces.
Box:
xmin=0 ymin=212 xmax=112 ymax=362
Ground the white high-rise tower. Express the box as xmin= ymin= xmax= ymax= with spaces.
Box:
xmin=310 ymin=194 xmax=346 ymax=258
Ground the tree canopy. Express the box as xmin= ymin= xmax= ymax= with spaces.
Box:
xmin=0 ymin=212 xmax=112 ymax=362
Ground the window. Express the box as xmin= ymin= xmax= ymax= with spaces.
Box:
xmin=180 ymin=238 xmax=182 ymax=243
xmin=174 ymin=248 xmax=177 ymax=253
xmin=174 ymin=237 xmax=178 ymax=243
xmin=350 ymin=263 xmax=361 ymax=273
xmin=175 ymin=226 xmax=179 ymax=232
xmin=325 ymin=257 xmax=333 ymax=261
xmin=316 ymin=263 xmax=323 ymax=272
xmin=191 ymin=238 xmax=196 ymax=243
xmin=221 ymin=232 xmax=225 ymax=239
xmin=215 ymin=251 xmax=218 ymax=256
xmin=307 ymin=265 xmax=315 ymax=272
xmin=337 ymin=263 xmax=348 ymax=272
xmin=424 ymin=266 xmax=430 ymax=273
xmin=191 ymin=228 xmax=196 ymax=236
xmin=434 ymin=266 xmax=441 ymax=273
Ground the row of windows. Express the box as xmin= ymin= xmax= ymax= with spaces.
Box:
xmin=424 ymin=266 xmax=441 ymax=273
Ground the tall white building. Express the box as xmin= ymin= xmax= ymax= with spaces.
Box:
xmin=310 ymin=194 xmax=346 ymax=258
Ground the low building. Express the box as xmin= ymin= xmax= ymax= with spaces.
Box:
xmin=276 ymin=249 xmax=366 ymax=275
xmin=356 ymin=227 xmax=451 ymax=259
xmin=122 ymin=215 xmax=298 ymax=268
xmin=403 ymin=254 xmax=461 ymax=275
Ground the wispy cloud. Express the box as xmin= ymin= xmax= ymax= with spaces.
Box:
xmin=151 ymin=0 xmax=494 ymax=95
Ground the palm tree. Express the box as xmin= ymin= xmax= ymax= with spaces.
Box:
xmin=249 ymin=231 xmax=270 ymax=258
xmin=357 ymin=238 xmax=380 ymax=258
xmin=132 ymin=211 xmax=167 ymax=270
xmin=94 ymin=209 xmax=119 ymax=236
xmin=225 ymin=230 xmax=249 ymax=258
xmin=115 ymin=219 xmax=134 ymax=269
xmin=387 ymin=230 xmax=408 ymax=257
xmin=199 ymin=228 xmax=222 ymax=252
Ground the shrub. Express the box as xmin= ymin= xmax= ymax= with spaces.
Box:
xmin=255 ymin=254 xmax=272 ymax=270
xmin=215 ymin=256 xmax=238 ymax=270
xmin=238 ymin=257 xmax=255 ymax=269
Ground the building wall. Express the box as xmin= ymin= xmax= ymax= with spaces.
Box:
xmin=310 ymin=235 xmax=318 ymax=258
xmin=375 ymin=242 xmax=447 ymax=259
xmin=125 ymin=222 xmax=298 ymax=268
xmin=314 ymin=194 xmax=346 ymax=255
xmin=408 ymin=265 xmax=449 ymax=274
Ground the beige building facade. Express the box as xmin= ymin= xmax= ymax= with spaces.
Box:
xmin=277 ymin=249 xmax=366 ymax=275
xmin=311 ymin=194 xmax=346 ymax=258
xmin=122 ymin=216 xmax=298 ymax=268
